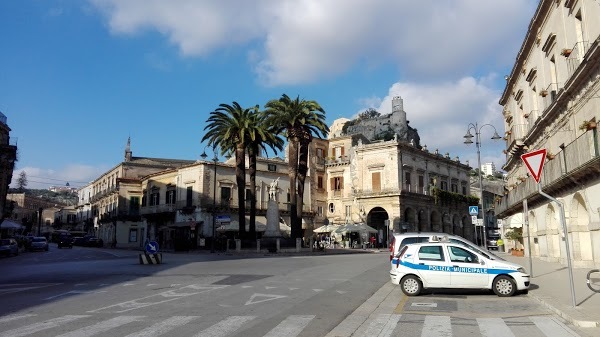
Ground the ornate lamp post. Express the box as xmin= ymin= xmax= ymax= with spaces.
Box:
xmin=464 ymin=123 xmax=501 ymax=250
xmin=201 ymin=145 xmax=219 ymax=253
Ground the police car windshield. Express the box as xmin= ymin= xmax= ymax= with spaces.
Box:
xmin=448 ymin=239 xmax=503 ymax=260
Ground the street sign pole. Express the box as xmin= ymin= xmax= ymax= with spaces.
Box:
xmin=523 ymin=199 xmax=533 ymax=278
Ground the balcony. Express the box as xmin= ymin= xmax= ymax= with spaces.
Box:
xmin=354 ymin=188 xmax=402 ymax=198
xmin=566 ymin=41 xmax=590 ymax=76
xmin=496 ymin=129 xmax=599 ymax=216
xmin=326 ymin=155 xmax=350 ymax=166
xmin=312 ymin=157 xmax=326 ymax=170
xmin=541 ymin=82 xmax=559 ymax=111
xmin=140 ymin=203 xmax=177 ymax=215
xmin=505 ymin=124 xmax=529 ymax=155
xmin=526 ymin=110 xmax=540 ymax=131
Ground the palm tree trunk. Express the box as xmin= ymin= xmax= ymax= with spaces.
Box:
xmin=248 ymin=144 xmax=257 ymax=240
xmin=288 ymin=136 xmax=300 ymax=239
xmin=296 ymin=137 xmax=310 ymax=229
xmin=235 ymin=144 xmax=246 ymax=240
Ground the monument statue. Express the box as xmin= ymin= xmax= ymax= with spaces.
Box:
xmin=269 ymin=177 xmax=279 ymax=200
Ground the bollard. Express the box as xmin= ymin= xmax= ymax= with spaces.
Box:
xmin=276 ymin=238 xmax=280 ymax=252
xmin=256 ymin=239 xmax=261 ymax=252
xmin=296 ymin=238 xmax=301 ymax=253
xmin=235 ymin=239 xmax=241 ymax=251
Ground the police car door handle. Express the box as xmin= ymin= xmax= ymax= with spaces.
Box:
xmin=419 ymin=263 xmax=425 ymax=265
xmin=453 ymin=265 xmax=460 ymax=268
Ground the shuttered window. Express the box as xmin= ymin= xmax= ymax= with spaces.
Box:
xmin=372 ymin=172 xmax=381 ymax=192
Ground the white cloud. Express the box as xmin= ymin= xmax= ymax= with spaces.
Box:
xmin=362 ymin=77 xmax=507 ymax=170
xmin=89 ymin=0 xmax=536 ymax=85
xmin=10 ymin=165 xmax=109 ymax=190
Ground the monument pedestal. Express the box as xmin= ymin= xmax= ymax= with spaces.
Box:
xmin=262 ymin=199 xmax=283 ymax=252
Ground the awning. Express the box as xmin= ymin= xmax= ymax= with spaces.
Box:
xmin=0 ymin=219 xmax=24 ymax=230
xmin=314 ymin=224 xmax=339 ymax=233
xmin=335 ymin=223 xmax=378 ymax=234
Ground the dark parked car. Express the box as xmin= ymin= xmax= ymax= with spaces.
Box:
xmin=0 ymin=238 xmax=19 ymax=257
xmin=29 ymin=237 xmax=49 ymax=252
xmin=57 ymin=235 xmax=73 ymax=249
xmin=82 ymin=236 xmax=104 ymax=247
xmin=72 ymin=237 xmax=85 ymax=246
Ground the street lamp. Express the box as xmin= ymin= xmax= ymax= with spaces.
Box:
xmin=464 ymin=123 xmax=501 ymax=250
xmin=200 ymin=145 xmax=218 ymax=253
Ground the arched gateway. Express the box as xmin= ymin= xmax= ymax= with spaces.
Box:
xmin=367 ymin=207 xmax=390 ymax=248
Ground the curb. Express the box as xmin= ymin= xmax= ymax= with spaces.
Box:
xmin=528 ymin=293 xmax=600 ymax=328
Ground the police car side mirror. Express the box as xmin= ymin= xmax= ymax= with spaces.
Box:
xmin=480 ymin=259 xmax=485 ymax=266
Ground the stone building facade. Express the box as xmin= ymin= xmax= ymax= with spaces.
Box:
xmin=496 ymin=0 xmax=600 ymax=267
xmin=0 ymin=112 xmax=17 ymax=220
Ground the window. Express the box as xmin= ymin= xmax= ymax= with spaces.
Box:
xmin=220 ymin=187 xmax=231 ymax=206
xmin=317 ymin=206 xmax=323 ymax=216
xmin=418 ymin=245 xmax=444 ymax=261
xmin=372 ymin=172 xmax=381 ymax=192
xmin=328 ymin=203 xmax=335 ymax=213
xmin=129 ymin=228 xmax=138 ymax=242
xmin=418 ymin=175 xmax=424 ymax=193
xmin=331 ymin=177 xmax=343 ymax=191
xmin=130 ymin=197 xmax=140 ymax=215
xmin=451 ymin=183 xmax=458 ymax=193
xmin=462 ymin=185 xmax=467 ymax=195
xmin=441 ymin=181 xmax=448 ymax=191
xmin=268 ymin=164 xmax=277 ymax=172
xmin=316 ymin=148 xmax=324 ymax=158
xmin=317 ymin=176 xmax=323 ymax=189
xmin=447 ymin=246 xmax=478 ymax=263
xmin=404 ymin=172 xmax=411 ymax=189
xmin=166 ymin=190 xmax=176 ymax=204
xmin=245 ymin=189 xmax=252 ymax=208
xmin=141 ymin=190 xmax=147 ymax=207
xmin=345 ymin=205 xmax=351 ymax=217
xmin=186 ymin=186 xmax=193 ymax=207
xmin=150 ymin=191 xmax=160 ymax=206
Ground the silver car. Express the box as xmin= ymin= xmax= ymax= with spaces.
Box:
xmin=29 ymin=237 xmax=49 ymax=252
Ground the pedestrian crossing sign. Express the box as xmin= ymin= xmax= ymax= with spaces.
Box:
xmin=469 ymin=206 xmax=478 ymax=215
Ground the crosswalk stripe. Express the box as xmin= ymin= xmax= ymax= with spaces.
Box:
xmin=193 ymin=316 xmax=255 ymax=337
xmin=422 ymin=315 xmax=451 ymax=337
xmin=477 ymin=318 xmax=516 ymax=337
xmin=0 ymin=314 xmax=36 ymax=324
xmin=263 ymin=315 xmax=315 ymax=337
xmin=529 ymin=316 xmax=581 ymax=337
xmin=0 ymin=315 xmax=89 ymax=337
xmin=55 ymin=316 xmax=144 ymax=337
xmin=362 ymin=314 xmax=401 ymax=337
xmin=123 ymin=316 xmax=197 ymax=337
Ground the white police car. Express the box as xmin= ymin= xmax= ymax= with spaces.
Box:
xmin=390 ymin=238 xmax=530 ymax=297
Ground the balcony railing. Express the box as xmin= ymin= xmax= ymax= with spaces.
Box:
xmin=496 ymin=129 xmax=599 ymax=215
xmin=526 ymin=110 xmax=539 ymax=131
xmin=401 ymin=183 xmax=428 ymax=195
xmin=354 ymin=188 xmax=402 ymax=197
xmin=326 ymin=156 xmax=350 ymax=165
xmin=506 ymin=124 xmax=529 ymax=152
xmin=541 ymin=82 xmax=559 ymax=110
xmin=566 ymin=41 xmax=590 ymax=76
xmin=140 ymin=203 xmax=176 ymax=215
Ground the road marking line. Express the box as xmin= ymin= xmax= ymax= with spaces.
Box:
xmin=0 ymin=313 xmax=36 ymax=324
xmin=193 ymin=315 xmax=255 ymax=337
xmin=245 ymin=293 xmax=287 ymax=305
xmin=529 ymin=316 xmax=581 ymax=337
xmin=477 ymin=317 xmax=516 ymax=337
xmin=265 ymin=286 xmax=277 ymax=289
xmin=313 ymin=289 xmax=323 ymax=292
xmin=422 ymin=315 xmax=451 ymax=337
xmin=45 ymin=290 xmax=107 ymax=300
xmin=123 ymin=283 xmax=135 ymax=286
xmin=263 ymin=315 xmax=315 ymax=337
xmin=123 ymin=316 xmax=197 ymax=337
xmin=411 ymin=303 xmax=437 ymax=308
xmin=0 ymin=315 xmax=89 ymax=337
xmin=362 ymin=314 xmax=401 ymax=337
xmin=55 ymin=316 xmax=144 ymax=337
xmin=88 ymin=284 xmax=227 ymax=313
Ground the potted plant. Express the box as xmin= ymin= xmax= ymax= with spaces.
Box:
xmin=505 ymin=227 xmax=524 ymax=256
xmin=579 ymin=120 xmax=597 ymax=131
xmin=540 ymin=90 xmax=548 ymax=97
xmin=561 ymin=48 xmax=573 ymax=57
xmin=547 ymin=151 xmax=555 ymax=160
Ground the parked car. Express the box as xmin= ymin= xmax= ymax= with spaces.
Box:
xmin=72 ymin=236 xmax=85 ymax=246
xmin=57 ymin=235 xmax=73 ymax=249
xmin=0 ymin=238 xmax=19 ymax=257
xmin=29 ymin=237 xmax=49 ymax=252
xmin=82 ymin=236 xmax=104 ymax=247
xmin=390 ymin=238 xmax=530 ymax=297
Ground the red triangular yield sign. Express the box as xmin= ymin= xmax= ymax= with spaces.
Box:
xmin=521 ymin=149 xmax=547 ymax=183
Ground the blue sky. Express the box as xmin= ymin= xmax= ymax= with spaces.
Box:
xmin=2 ymin=0 xmax=538 ymax=189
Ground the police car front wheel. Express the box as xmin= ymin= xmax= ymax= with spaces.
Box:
xmin=400 ymin=275 xmax=422 ymax=296
xmin=493 ymin=275 xmax=517 ymax=297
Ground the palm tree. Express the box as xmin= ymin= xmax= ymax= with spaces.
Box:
xmin=202 ymin=102 xmax=254 ymax=240
xmin=245 ymin=106 xmax=284 ymax=239
xmin=264 ymin=94 xmax=328 ymax=239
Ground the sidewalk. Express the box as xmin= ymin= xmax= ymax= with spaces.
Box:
xmin=499 ymin=251 xmax=600 ymax=328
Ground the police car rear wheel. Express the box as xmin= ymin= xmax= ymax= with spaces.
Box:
xmin=493 ymin=275 xmax=516 ymax=297
xmin=400 ymin=275 xmax=422 ymax=296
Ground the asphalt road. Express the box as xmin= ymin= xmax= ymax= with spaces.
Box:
xmin=0 ymin=244 xmax=597 ymax=337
